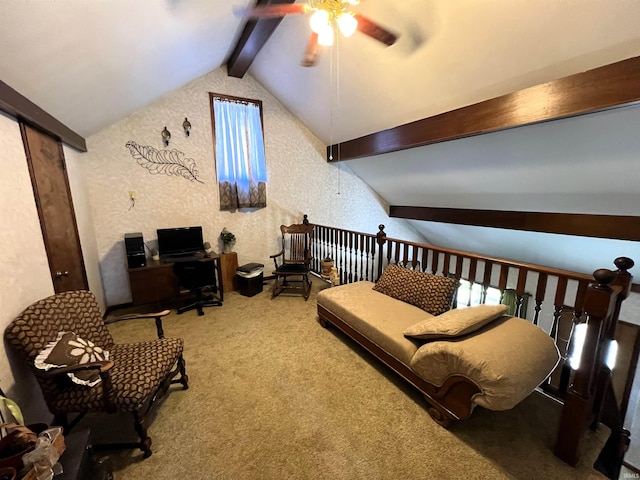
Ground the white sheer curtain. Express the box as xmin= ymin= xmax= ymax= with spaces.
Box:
xmin=213 ymin=96 xmax=267 ymax=210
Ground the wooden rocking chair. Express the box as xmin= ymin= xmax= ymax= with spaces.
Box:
xmin=270 ymin=219 xmax=314 ymax=300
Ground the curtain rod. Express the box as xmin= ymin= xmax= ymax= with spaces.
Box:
xmin=212 ymin=96 xmax=259 ymax=107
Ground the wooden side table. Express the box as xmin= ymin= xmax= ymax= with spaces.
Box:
xmin=219 ymin=252 xmax=239 ymax=293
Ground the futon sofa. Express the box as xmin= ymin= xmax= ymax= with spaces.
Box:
xmin=316 ymin=265 xmax=560 ymax=426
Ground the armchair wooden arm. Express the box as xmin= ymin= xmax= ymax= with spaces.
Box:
xmin=38 ymin=360 xmax=114 ymax=377
xmin=270 ymin=250 xmax=284 ymax=269
xmin=105 ymin=310 xmax=171 ymax=339
xmin=40 ymin=360 xmax=117 ymax=411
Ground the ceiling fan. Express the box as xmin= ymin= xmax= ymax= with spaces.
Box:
xmin=235 ymin=0 xmax=398 ymax=67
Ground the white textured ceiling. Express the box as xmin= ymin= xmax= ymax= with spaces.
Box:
xmin=2 ymin=0 xmax=640 ymax=277
xmin=0 ymin=0 xmax=247 ymax=138
xmin=1 ymin=0 xmax=639 ymax=142
xmin=249 ymin=0 xmax=640 ymax=144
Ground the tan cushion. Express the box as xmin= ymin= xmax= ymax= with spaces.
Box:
xmin=35 ymin=331 xmax=110 ymax=387
xmin=372 ymin=264 xmax=457 ymax=315
xmin=317 ymin=281 xmax=432 ymax=364
xmin=404 ymin=304 xmax=508 ymax=340
xmin=409 ymin=317 xmax=560 ymax=411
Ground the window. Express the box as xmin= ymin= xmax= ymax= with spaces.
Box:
xmin=456 ymin=280 xmax=530 ymax=318
xmin=456 ymin=279 xmax=502 ymax=309
xmin=210 ymin=93 xmax=267 ymax=211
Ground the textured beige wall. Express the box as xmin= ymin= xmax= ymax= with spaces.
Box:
xmin=64 ymin=146 xmax=106 ymax=310
xmin=0 ymin=112 xmax=53 ymax=421
xmin=84 ymin=68 xmax=424 ymax=306
xmin=0 ymin=114 xmax=105 ymax=421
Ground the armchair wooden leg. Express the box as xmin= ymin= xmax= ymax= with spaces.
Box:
xmin=303 ymin=274 xmax=310 ymax=300
xmin=178 ymin=354 xmax=189 ymax=390
xmin=53 ymin=413 xmax=86 ymax=434
xmin=53 ymin=414 xmax=68 ymax=432
xmin=133 ymin=409 xmax=153 ymax=458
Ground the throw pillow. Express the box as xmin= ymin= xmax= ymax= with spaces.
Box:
xmin=403 ymin=304 xmax=508 ymax=340
xmin=35 ymin=331 xmax=110 ymax=387
xmin=422 ymin=274 xmax=458 ymax=315
xmin=373 ymin=264 xmax=457 ymax=315
xmin=373 ymin=264 xmax=431 ymax=309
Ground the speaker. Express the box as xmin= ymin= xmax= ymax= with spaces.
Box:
xmin=124 ymin=232 xmax=146 ymax=268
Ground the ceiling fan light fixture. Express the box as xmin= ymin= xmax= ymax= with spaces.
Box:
xmin=337 ymin=12 xmax=357 ymax=37
xmin=318 ymin=24 xmax=335 ymax=46
xmin=309 ymin=9 xmax=330 ymax=34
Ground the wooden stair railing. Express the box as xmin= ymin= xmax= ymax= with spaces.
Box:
xmin=308 ymin=219 xmax=635 ymax=471
xmin=311 ymin=223 xmax=593 ymax=347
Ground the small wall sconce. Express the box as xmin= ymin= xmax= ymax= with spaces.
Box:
xmin=183 ymin=117 xmax=192 ymax=137
xmin=161 ymin=126 xmax=171 ymax=147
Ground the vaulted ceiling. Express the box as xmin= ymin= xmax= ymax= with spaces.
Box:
xmin=2 ymin=0 xmax=640 ymax=276
xmin=2 ymin=0 xmax=638 ymax=143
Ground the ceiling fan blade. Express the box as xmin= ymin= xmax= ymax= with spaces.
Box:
xmin=234 ymin=4 xmax=307 ymax=19
xmin=354 ymin=13 xmax=398 ymax=46
xmin=301 ymin=32 xmax=320 ymax=67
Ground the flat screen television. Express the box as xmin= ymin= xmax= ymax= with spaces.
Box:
xmin=157 ymin=226 xmax=204 ymax=257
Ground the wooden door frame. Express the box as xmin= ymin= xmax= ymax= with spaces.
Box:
xmin=20 ymin=121 xmax=89 ymax=291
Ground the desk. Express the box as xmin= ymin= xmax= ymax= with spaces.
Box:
xmin=127 ymin=255 xmax=222 ymax=306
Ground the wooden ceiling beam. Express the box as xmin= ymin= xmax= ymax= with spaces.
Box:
xmin=389 ymin=206 xmax=640 ymax=242
xmin=226 ymin=0 xmax=296 ymax=78
xmin=0 ymin=79 xmax=86 ymax=152
xmin=328 ymin=55 xmax=640 ymax=162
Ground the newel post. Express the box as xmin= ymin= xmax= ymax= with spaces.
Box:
xmin=555 ymin=268 xmax=617 ymax=466
xmin=302 ymin=214 xmax=309 ymax=225
xmin=376 ymin=225 xmax=387 ymax=281
xmin=593 ymin=258 xmax=634 ymax=410
xmin=606 ymin=257 xmax=634 ymax=338
xmin=589 ymin=258 xmax=634 ymax=449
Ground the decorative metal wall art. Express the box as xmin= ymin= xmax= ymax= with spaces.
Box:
xmin=125 ymin=141 xmax=203 ymax=183
xmin=161 ymin=126 xmax=171 ymax=146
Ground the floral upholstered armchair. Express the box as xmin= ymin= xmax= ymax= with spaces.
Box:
xmin=4 ymin=290 xmax=188 ymax=458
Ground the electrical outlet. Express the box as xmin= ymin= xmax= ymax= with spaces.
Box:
xmin=129 ymin=190 xmax=136 ymax=200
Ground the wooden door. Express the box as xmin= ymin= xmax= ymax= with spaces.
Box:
xmin=21 ymin=123 xmax=88 ymax=292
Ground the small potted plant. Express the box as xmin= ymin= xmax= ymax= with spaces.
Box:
xmin=220 ymin=227 xmax=236 ymax=254
xmin=321 ymin=256 xmax=334 ymax=277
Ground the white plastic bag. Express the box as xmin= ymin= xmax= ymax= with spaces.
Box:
xmin=21 ymin=428 xmax=64 ymax=480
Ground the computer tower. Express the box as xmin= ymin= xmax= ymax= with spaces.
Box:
xmin=124 ymin=232 xmax=146 ymax=268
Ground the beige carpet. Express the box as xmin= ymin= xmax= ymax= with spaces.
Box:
xmin=91 ymin=278 xmax=607 ymax=479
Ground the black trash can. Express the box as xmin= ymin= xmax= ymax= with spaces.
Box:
xmin=237 ymin=263 xmax=264 ymax=297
